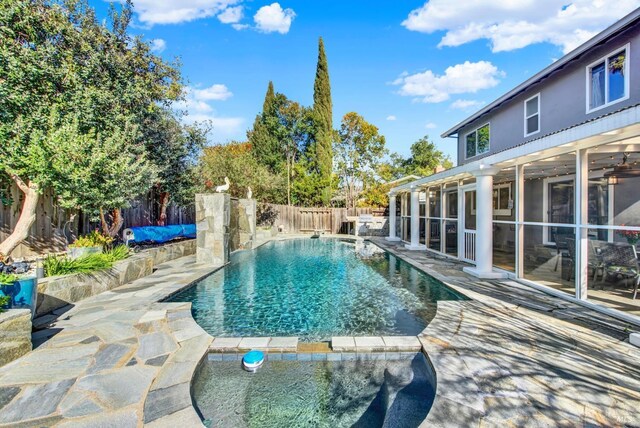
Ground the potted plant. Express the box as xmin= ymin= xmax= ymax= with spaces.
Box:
xmin=617 ymin=227 xmax=640 ymax=246
xmin=0 ymin=273 xmax=38 ymax=317
xmin=67 ymin=230 xmax=113 ymax=259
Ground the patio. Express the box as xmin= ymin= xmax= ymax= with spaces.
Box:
xmin=0 ymin=237 xmax=638 ymax=426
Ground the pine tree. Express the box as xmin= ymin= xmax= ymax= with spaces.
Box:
xmin=248 ymin=81 xmax=282 ymax=172
xmin=312 ymin=37 xmax=333 ymax=189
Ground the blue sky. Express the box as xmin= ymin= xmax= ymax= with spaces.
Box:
xmin=91 ymin=1 xmax=640 ymax=164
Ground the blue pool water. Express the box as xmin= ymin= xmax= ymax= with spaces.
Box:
xmin=169 ymin=239 xmax=466 ymax=341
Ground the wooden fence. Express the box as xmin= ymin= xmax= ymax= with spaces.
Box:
xmin=0 ymin=183 xmax=194 ymax=258
xmin=1 ymin=179 xmax=388 ymax=257
xmin=262 ymin=204 xmax=387 ymax=235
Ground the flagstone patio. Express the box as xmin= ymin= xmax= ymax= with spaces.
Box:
xmin=373 ymin=238 xmax=640 ymax=427
xmin=0 ymin=237 xmax=638 ymax=427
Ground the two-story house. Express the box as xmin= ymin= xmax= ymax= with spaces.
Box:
xmin=389 ymin=7 xmax=640 ymax=323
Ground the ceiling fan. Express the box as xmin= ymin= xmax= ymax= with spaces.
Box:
xmin=604 ymin=152 xmax=640 ymax=185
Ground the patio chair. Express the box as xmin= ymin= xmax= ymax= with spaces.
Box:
xmin=554 ymin=232 xmax=573 ymax=272
xmin=600 ymin=242 xmax=640 ymax=300
xmin=565 ymin=238 xmax=604 ymax=282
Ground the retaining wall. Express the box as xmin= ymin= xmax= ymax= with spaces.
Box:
xmin=0 ymin=309 xmax=32 ymax=367
xmin=35 ymin=240 xmax=196 ymax=317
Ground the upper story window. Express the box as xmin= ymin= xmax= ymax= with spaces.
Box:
xmin=587 ymin=44 xmax=629 ymax=113
xmin=465 ymin=123 xmax=490 ymax=159
xmin=524 ymin=94 xmax=540 ymax=136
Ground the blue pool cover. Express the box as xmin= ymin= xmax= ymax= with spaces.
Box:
xmin=127 ymin=224 xmax=196 ymax=244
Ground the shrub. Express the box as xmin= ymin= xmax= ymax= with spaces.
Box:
xmin=69 ymin=230 xmax=114 ymax=249
xmin=44 ymin=244 xmax=131 ymax=277
xmin=44 ymin=254 xmax=112 ymax=277
xmin=102 ymin=245 xmax=130 ymax=262
xmin=0 ymin=295 xmax=9 ymax=312
xmin=0 ymin=273 xmax=18 ymax=285
xmin=0 ymin=274 xmax=17 ymax=313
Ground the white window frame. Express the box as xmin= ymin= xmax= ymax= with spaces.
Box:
xmin=524 ymin=93 xmax=540 ymax=137
xmin=585 ymin=43 xmax=630 ymax=114
xmin=493 ymin=183 xmax=513 ymax=216
xmin=464 ymin=122 xmax=491 ymax=160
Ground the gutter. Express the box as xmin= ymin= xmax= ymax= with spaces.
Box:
xmin=441 ymin=7 xmax=640 ymax=138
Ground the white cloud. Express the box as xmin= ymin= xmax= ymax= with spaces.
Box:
xmin=218 ymin=5 xmax=243 ymax=24
xmin=191 ymin=84 xmax=233 ymax=101
xmin=254 ymin=3 xmax=296 ymax=34
xmin=232 ymin=23 xmax=249 ymax=30
xmin=386 ymin=115 xmax=397 ymax=121
xmin=150 ymin=38 xmax=166 ymax=53
xmin=425 ymin=122 xmax=437 ymax=129
xmin=130 ymin=0 xmax=239 ymax=25
xmin=450 ymin=99 xmax=485 ymax=110
xmin=185 ymin=114 xmax=245 ymax=138
xmin=393 ymin=61 xmax=504 ymax=103
xmin=175 ymin=84 xmax=243 ymax=139
xmin=402 ymin=0 xmax=640 ymax=54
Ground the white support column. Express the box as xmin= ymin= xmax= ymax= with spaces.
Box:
xmin=457 ymin=182 xmax=464 ymax=260
xmin=463 ymin=167 xmax=506 ymax=279
xmin=576 ymin=149 xmax=589 ymax=300
xmin=405 ymin=186 xmax=426 ymax=250
xmin=515 ymin=164 xmax=524 ymax=278
xmin=386 ymin=193 xmax=400 ymax=241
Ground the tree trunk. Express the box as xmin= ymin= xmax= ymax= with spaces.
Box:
xmin=0 ymin=175 xmax=39 ymax=259
xmin=100 ymin=208 xmax=124 ymax=238
xmin=287 ymin=157 xmax=291 ymax=206
xmin=158 ymin=192 xmax=169 ymax=226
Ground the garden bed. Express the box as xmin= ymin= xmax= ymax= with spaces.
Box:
xmin=35 ymin=240 xmax=196 ymax=317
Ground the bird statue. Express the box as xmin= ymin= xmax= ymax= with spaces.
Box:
xmin=215 ymin=177 xmax=230 ymax=193
xmin=247 ymin=186 xmax=253 ymax=199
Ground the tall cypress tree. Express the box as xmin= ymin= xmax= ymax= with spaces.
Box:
xmin=248 ymin=81 xmax=282 ymax=172
xmin=312 ymin=37 xmax=333 ymax=190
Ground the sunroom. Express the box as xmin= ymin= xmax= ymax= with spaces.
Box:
xmin=389 ymin=106 xmax=640 ymax=321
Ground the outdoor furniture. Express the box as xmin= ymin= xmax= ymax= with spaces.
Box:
xmin=554 ymin=232 xmax=573 ymax=272
xmin=565 ymin=238 xmax=604 ymax=282
xmin=600 ymin=242 xmax=640 ymax=300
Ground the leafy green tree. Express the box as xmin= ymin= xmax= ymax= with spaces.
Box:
xmin=404 ymin=135 xmax=453 ymax=176
xmin=334 ymin=112 xmax=387 ymax=209
xmin=312 ymin=37 xmax=333 ymax=193
xmin=200 ymin=142 xmax=286 ymax=204
xmin=0 ymin=0 xmax=181 ymax=255
xmin=140 ymin=109 xmax=209 ymax=225
xmin=278 ymin=101 xmax=313 ymax=205
xmin=46 ymin=119 xmax=158 ymax=236
xmin=248 ymin=81 xmax=286 ymax=172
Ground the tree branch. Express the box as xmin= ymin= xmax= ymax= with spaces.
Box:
xmin=9 ymin=172 xmax=30 ymax=194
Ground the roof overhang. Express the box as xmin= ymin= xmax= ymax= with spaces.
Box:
xmin=441 ymin=7 xmax=640 ymax=138
xmin=393 ymin=104 xmax=640 ymax=194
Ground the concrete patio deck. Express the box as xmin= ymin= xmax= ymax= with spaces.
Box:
xmin=0 ymin=237 xmax=638 ymax=427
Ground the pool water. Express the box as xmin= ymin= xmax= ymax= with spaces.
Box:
xmin=193 ymin=353 xmax=436 ymax=427
xmin=169 ymin=239 xmax=466 ymax=341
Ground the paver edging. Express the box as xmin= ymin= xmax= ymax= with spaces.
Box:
xmin=142 ymin=302 xmax=213 ymax=427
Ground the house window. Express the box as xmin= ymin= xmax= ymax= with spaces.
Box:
xmin=524 ymin=94 xmax=540 ymax=136
xmin=587 ymin=45 xmax=629 ymax=112
xmin=465 ymin=123 xmax=490 ymax=159
xmin=493 ymin=183 xmax=513 ymax=216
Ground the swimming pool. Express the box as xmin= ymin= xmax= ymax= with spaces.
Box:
xmin=193 ymin=352 xmax=436 ymax=427
xmin=169 ymin=239 xmax=466 ymax=341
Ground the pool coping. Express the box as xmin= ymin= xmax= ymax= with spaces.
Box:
xmin=0 ymin=235 xmax=451 ymax=427
xmin=8 ymin=235 xmax=636 ymax=426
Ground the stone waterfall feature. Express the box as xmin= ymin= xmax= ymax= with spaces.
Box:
xmin=196 ymin=193 xmax=231 ymax=266
xmin=195 ymin=193 xmax=257 ymax=266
